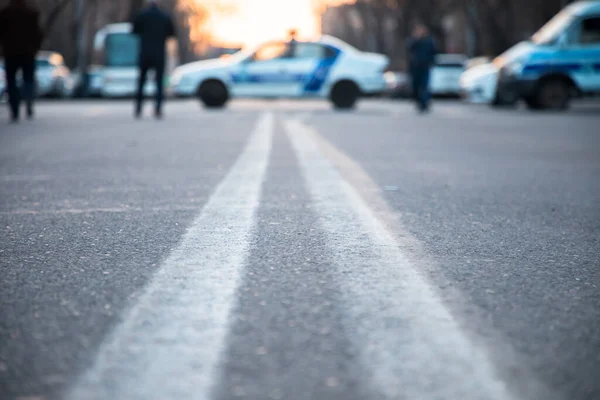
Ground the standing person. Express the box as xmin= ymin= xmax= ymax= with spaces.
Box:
xmin=0 ymin=0 xmax=44 ymax=123
xmin=132 ymin=0 xmax=176 ymax=119
xmin=407 ymin=23 xmax=437 ymax=113
xmin=284 ymin=29 xmax=298 ymax=58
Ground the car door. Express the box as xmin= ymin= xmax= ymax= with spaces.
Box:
xmin=564 ymin=15 xmax=600 ymax=92
xmin=289 ymin=43 xmax=338 ymax=97
xmin=231 ymin=42 xmax=298 ymax=98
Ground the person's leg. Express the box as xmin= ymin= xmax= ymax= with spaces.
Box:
xmin=5 ymin=57 xmax=21 ymax=121
xmin=22 ymin=56 xmax=36 ymax=119
xmin=421 ymin=68 xmax=432 ymax=111
xmin=135 ymin=61 xmax=148 ymax=117
xmin=413 ymin=71 xmax=426 ymax=112
xmin=410 ymin=72 xmax=421 ymax=111
xmin=154 ymin=60 xmax=165 ymax=118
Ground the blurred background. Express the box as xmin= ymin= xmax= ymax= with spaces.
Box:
xmin=0 ymin=0 xmax=577 ymax=69
xmin=0 ymin=0 xmax=590 ymax=104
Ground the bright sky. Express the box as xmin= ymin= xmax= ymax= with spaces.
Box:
xmin=208 ymin=0 xmax=321 ymax=48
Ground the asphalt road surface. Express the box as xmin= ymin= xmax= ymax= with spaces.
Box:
xmin=1 ymin=99 xmax=599 ymax=400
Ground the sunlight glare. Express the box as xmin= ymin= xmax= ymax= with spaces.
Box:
xmin=207 ymin=0 xmax=322 ymax=48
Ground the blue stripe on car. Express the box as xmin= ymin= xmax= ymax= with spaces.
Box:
xmin=303 ymin=46 xmax=341 ymax=93
xmin=523 ymin=63 xmax=583 ymax=74
xmin=529 ymin=50 xmax=600 ymax=62
xmin=231 ymin=73 xmax=305 ymax=83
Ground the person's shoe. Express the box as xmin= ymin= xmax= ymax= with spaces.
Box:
xmin=134 ymin=109 xmax=142 ymax=119
xmin=154 ymin=109 xmax=163 ymax=120
xmin=26 ymin=106 xmax=34 ymax=120
xmin=10 ymin=115 xmax=19 ymax=124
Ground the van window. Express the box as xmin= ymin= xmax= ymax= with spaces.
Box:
xmin=36 ymin=59 xmax=52 ymax=68
xmin=105 ymin=33 xmax=139 ymax=67
xmin=578 ymin=17 xmax=600 ymax=45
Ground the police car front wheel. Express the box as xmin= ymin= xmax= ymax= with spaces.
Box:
xmin=197 ymin=80 xmax=229 ymax=108
xmin=535 ymin=79 xmax=570 ymax=111
xmin=330 ymin=81 xmax=360 ymax=110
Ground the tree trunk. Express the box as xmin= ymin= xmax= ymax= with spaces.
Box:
xmin=44 ymin=0 xmax=72 ymax=36
xmin=128 ymin=0 xmax=145 ymax=21
xmin=465 ymin=0 xmax=479 ymax=57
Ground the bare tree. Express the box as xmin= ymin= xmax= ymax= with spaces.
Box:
xmin=42 ymin=0 xmax=72 ymax=34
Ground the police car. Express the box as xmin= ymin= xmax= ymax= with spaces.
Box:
xmin=170 ymin=35 xmax=389 ymax=109
xmin=491 ymin=1 xmax=600 ymax=110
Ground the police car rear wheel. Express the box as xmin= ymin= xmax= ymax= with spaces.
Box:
xmin=536 ymin=79 xmax=570 ymax=111
xmin=198 ymin=80 xmax=228 ymax=108
xmin=330 ymin=81 xmax=360 ymax=109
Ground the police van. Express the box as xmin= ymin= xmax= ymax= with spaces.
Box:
xmin=494 ymin=1 xmax=600 ymax=110
xmin=170 ymin=36 xmax=389 ymax=109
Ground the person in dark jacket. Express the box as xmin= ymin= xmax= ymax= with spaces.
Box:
xmin=407 ymin=23 xmax=437 ymax=113
xmin=132 ymin=0 xmax=176 ymax=119
xmin=0 ymin=0 xmax=44 ymax=122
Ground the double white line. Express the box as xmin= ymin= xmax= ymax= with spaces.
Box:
xmin=67 ymin=113 xmax=274 ymax=400
xmin=68 ymin=112 xmax=515 ymax=400
xmin=285 ymin=119 xmax=512 ymax=400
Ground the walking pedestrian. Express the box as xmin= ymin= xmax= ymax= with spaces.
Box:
xmin=407 ymin=23 xmax=437 ymax=113
xmin=132 ymin=0 xmax=176 ymax=119
xmin=0 ymin=0 xmax=44 ymax=123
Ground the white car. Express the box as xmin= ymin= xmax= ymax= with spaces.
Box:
xmin=171 ymin=35 xmax=389 ymax=109
xmin=460 ymin=62 xmax=500 ymax=104
xmin=383 ymin=71 xmax=411 ymax=98
xmin=430 ymin=54 xmax=467 ymax=96
xmin=36 ymin=51 xmax=74 ymax=98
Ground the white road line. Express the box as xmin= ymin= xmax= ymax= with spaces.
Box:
xmin=66 ymin=112 xmax=274 ymax=400
xmin=284 ymin=118 xmax=515 ymax=400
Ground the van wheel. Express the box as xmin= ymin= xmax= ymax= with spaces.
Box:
xmin=198 ymin=80 xmax=228 ymax=108
xmin=536 ymin=79 xmax=570 ymax=111
xmin=330 ymin=81 xmax=360 ymax=109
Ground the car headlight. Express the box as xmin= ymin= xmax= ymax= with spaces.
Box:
xmin=507 ymin=61 xmax=524 ymax=75
xmin=500 ymin=61 xmax=524 ymax=78
xmin=170 ymin=71 xmax=184 ymax=86
xmin=90 ymin=75 xmax=103 ymax=88
xmin=174 ymin=73 xmax=195 ymax=87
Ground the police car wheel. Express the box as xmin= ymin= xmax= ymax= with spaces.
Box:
xmin=330 ymin=81 xmax=359 ymax=109
xmin=536 ymin=79 xmax=570 ymax=111
xmin=492 ymin=87 xmax=518 ymax=108
xmin=198 ymin=80 xmax=228 ymax=108
xmin=524 ymin=96 xmax=542 ymax=110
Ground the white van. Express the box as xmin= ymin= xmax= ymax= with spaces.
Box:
xmin=92 ymin=23 xmax=178 ymax=98
xmin=494 ymin=1 xmax=600 ymax=109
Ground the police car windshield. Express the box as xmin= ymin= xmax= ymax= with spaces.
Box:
xmin=531 ymin=9 xmax=574 ymax=45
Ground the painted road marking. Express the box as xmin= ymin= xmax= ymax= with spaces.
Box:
xmin=284 ymin=118 xmax=515 ymax=400
xmin=66 ymin=112 xmax=274 ymax=400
